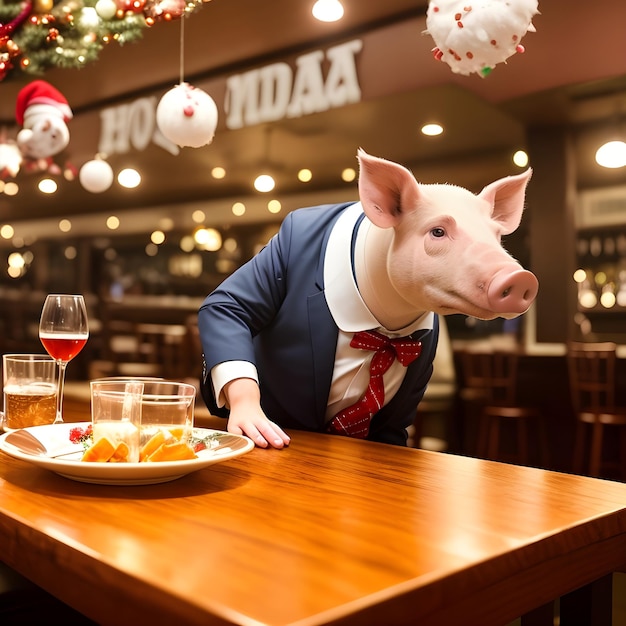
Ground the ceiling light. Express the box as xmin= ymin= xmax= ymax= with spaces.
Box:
xmin=513 ymin=150 xmax=529 ymax=167
xmin=421 ymin=123 xmax=443 ymax=137
xmin=118 ymin=168 xmax=141 ymax=188
xmin=595 ymin=140 xmax=626 ymax=168
xmin=312 ymin=0 xmax=344 ymax=22
xmin=211 ymin=166 xmax=226 ymax=179
xmin=298 ymin=168 xmax=313 ymax=183
xmin=7 ymin=253 xmax=27 ymax=277
xmin=232 ymin=202 xmax=246 ymax=217
xmin=223 ymin=238 xmax=238 ymax=253
xmin=341 ymin=167 xmax=356 ymax=182
xmin=268 ymin=199 xmax=282 ymax=214
xmin=192 ymin=209 xmax=206 ymax=223
xmin=600 ymin=286 xmax=616 ymax=308
xmin=1 ymin=224 xmax=14 ymax=239
xmin=254 ymin=174 xmax=276 ymax=193
xmin=180 ymin=236 xmax=195 ymax=252
xmin=195 ymin=227 xmax=222 ymax=251
xmin=3 ymin=182 xmax=18 ymax=196
xmin=38 ymin=178 xmax=57 ymax=194
xmin=151 ymin=230 xmax=166 ymax=245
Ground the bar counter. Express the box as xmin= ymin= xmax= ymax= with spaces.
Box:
xmin=1 ymin=424 xmax=626 ymax=625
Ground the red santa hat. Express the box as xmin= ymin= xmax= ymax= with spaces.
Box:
xmin=15 ymin=80 xmax=73 ymax=125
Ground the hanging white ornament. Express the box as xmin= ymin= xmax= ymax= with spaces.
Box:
xmin=95 ymin=0 xmax=117 ymax=20
xmin=79 ymin=158 xmax=114 ymax=193
xmin=156 ymin=83 xmax=218 ymax=148
xmin=425 ymin=0 xmax=539 ymax=77
xmin=0 ymin=140 xmax=22 ymax=178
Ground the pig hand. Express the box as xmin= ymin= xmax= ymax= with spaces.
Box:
xmin=224 ymin=378 xmax=290 ymax=449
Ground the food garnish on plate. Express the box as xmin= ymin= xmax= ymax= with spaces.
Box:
xmin=69 ymin=424 xmax=219 ymax=463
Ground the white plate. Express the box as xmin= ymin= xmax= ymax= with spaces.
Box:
xmin=0 ymin=422 xmax=254 ymax=485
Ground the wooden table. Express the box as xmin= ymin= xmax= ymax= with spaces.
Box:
xmin=1 ymin=429 xmax=626 ymax=626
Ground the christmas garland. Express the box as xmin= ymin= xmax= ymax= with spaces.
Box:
xmin=0 ymin=0 xmax=205 ymax=81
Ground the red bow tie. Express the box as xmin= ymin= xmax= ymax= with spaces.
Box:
xmin=350 ymin=330 xmax=422 ymax=367
xmin=327 ymin=329 xmax=422 ymax=438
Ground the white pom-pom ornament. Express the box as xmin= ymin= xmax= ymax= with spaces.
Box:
xmin=95 ymin=0 xmax=117 ymax=19
xmin=156 ymin=83 xmax=218 ymax=148
xmin=0 ymin=141 xmax=22 ymax=178
xmin=79 ymin=159 xmax=114 ymax=193
xmin=426 ymin=0 xmax=539 ymax=77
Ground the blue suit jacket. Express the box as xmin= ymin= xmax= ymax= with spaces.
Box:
xmin=198 ymin=202 xmax=439 ymax=446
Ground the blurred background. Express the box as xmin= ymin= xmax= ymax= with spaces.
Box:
xmin=0 ymin=0 xmax=625 ymax=382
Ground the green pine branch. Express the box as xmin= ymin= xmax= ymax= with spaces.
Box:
xmin=1 ymin=0 xmax=204 ymax=81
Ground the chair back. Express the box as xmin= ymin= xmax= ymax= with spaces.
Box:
xmin=460 ymin=349 xmax=519 ymax=406
xmin=566 ymin=342 xmax=617 ymax=413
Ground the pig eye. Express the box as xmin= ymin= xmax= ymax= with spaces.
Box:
xmin=430 ymin=227 xmax=446 ymax=238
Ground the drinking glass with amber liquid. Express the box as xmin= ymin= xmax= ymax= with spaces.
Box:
xmin=2 ymin=354 xmax=58 ymax=431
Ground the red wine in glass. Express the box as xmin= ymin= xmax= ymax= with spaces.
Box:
xmin=39 ymin=334 xmax=88 ymax=363
xmin=39 ymin=295 xmax=89 ymax=424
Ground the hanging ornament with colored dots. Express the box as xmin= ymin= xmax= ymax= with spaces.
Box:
xmin=425 ymin=0 xmax=540 ymax=77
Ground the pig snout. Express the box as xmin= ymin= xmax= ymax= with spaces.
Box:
xmin=487 ymin=268 xmax=538 ymax=314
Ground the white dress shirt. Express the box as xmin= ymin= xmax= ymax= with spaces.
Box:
xmin=322 ymin=203 xmax=433 ymax=420
xmin=212 ymin=202 xmax=434 ymax=420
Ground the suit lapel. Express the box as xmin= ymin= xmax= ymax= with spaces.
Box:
xmin=307 ymin=291 xmax=338 ymax=422
xmin=307 ymin=230 xmax=339 ymax=424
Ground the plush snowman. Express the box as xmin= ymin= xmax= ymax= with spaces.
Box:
xmin=15 ymin=80 xmax=73 ymax=160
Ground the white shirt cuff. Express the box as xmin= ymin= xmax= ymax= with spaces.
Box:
xmin=211 ymin=361 xmax=259 ymax=408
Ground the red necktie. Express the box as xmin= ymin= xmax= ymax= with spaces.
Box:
xmin=327 ymin=330 xmax=422 ymax=438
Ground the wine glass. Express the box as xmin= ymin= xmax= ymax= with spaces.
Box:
xmin=39 ymin=294 xmax=89 ymax=424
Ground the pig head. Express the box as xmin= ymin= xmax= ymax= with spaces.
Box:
xmin=355 ymin=149 xmax=538 ymax=327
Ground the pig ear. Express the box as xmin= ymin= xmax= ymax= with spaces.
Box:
xmin=478 ymin=168 xmax=532 ymax=235
xmin=357 ymin=148 xmax=420 ymax=229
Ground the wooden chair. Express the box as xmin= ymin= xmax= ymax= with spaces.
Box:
xmin=566 ymin=341 xmax=626 ymax=479
xmin=462 ymin=349 xmax=549 ymax=467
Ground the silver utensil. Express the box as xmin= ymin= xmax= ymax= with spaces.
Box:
xmin=5 ymin=429 xmax=81 ymax=458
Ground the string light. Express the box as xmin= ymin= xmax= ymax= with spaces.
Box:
xmin=0 ymin=0 xmax=206 ymax=80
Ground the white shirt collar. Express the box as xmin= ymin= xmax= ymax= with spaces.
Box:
xmin=324 ymin=202 xmax=434 ymax=336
